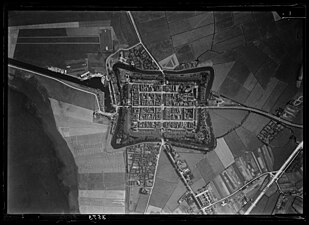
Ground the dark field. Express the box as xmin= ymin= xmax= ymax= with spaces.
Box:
xmin=8 ymin=11 xmax=114 ymax=26
xmin=10 ymin=11 xmax=138 ymax=69
xmin=111 ymin=12 xmax=139 ymax=46
xmin=8 ymin=78 xmax=79 ymax=213
xmin=251 ymin=184 xmax=280 ymax=214
xmin=14 ymin=43 xmax=100 ymax=69
xmin=149 ymin=178 xmax=178 ymax=209
xmin=18 ymin=28 xmax=67 ymax=37
xmin=17 ymin=36 xmax=99 ymax=44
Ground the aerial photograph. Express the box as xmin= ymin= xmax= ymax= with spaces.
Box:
xmin=7 ymin=9 xmax=303 ymax=217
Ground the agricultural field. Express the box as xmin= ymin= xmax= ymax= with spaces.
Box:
xmin=79 ymin=190 xmax=125 ymax=214
xmin=208 ymin=110 xmax=240 ymax=138
xmin=209 ymin=109 xmax=249 ymax=136
xmin=78 ymin=172 xmax=125 ymax=190
xmin=155 ymin=151 xmax=179 ymax=183
xmin=10 ymin=11 xmax=139 ymax=69
xmin=111 ymin=12 xmax=139 ymax=46
xmin=214 ymin=138 xmax=235 ymax=169
xmin=75 ymin=152 xmax=125 ymax=174
xmin=196 ymin=152 xmax=224 ymax=184
xmin=251 ymin=183 xmax=280 ymax=214
xmin=148 ymin=178 xmax=179 ymax=209
xmin=213 ymin=175 xmax=231 ymax=198
xmin=48 ymin=97 xmax=110 ymax=158
xmin=190 ymin=177 xmax=207 ymax=193
xmin=8 ymin=10 xmax=303 ymax=215
xmin=146 ymin=205 xmax=163 ymax=214
xmin=14 ymin=42 xmax=100 ymax=69
xmin=164 ymin=180 xmax=187 ymax=212
xmin=46 ymin=90 xmax=125 ymax=214
xmin=36 ymin=76 xmax=98 ymax=111
xmin=135 ymin=193 xmax=150 ymax=213
xmin=208 ymin=181 xmax=222 ymax=202
xmin=147 ymin=149 xmax=180 ymax=211
xmin=49 ymin=98 xmax=94 ymax=122
xmin=211 ymin=61 xmax=235 ymax=91
xmin=126 ymin=186 xmax=140 ymax=213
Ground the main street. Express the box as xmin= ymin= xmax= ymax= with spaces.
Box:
xmin=9 ymin=61 xmax=303 ymax=130
xmin=122 ymin=104 xmax=303 ymax=129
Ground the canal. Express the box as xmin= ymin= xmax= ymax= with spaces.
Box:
xmin=9 ymin=58 xmax=115 ymax=113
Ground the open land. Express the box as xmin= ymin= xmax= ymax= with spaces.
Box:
xmin=8 ymin=73 xmax=79 ymax=213
xmin=8 ymin=10 xmax=303 ymax=215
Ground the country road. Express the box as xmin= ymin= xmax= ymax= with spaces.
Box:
xmin=244 ymin=141 xmax=303 ymax=214
xmin=201 ymin=171 xmax=276 ymax=212
xmin=203 ymin=106 xmax=303 ymax=129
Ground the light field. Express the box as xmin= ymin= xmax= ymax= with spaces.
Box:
xmin=59 ymin=127 xmax=106 ymax=137
xmin=146 ymin=205 xmax=162 ymax=214
xmin=76 ymin=152 xmax=125 ymax=173
xmin=214 ymin=138 xmax=235 ymax=169
xmin=47 ymin=95 xmax=125 ymax=213
xmin=78 ymin=172 xmax=125 ymax=190
xmin=78 ymin=190 xmax=125 ymax=214
xmin=79 ymin=190 xmax=125 ymax=199
xmin=53 ymin=114 xmax=109 ymax=128
xmin=49 ymin=98 xmax=94 ymax=122
xmin=213 ymin=175 xmax=231 ymax=198
xmin=36 ymin=76 xmax=97 ymax=110
xmin=135 ymin=194 xmax=150 ymax=213
xmin=79 ymin=205 xmax=124 ymax=214
xmin=127 ymin=186 xmax=140 ymax=212
xmin=49 ymin=98 xmax=110 ymax=158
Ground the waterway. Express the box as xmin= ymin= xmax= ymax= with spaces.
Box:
xmin=9 ymin=57 xmax=214 ymax=116
xmin=84 ymin=77 xmax=114 ymax=113
xmin=8 ymin=75 xmax=79 ymax=213
xmin=9 ymin=58 xmax=115 ymax=113
xmin=112 ymin=61 xmax=214 ymax=75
